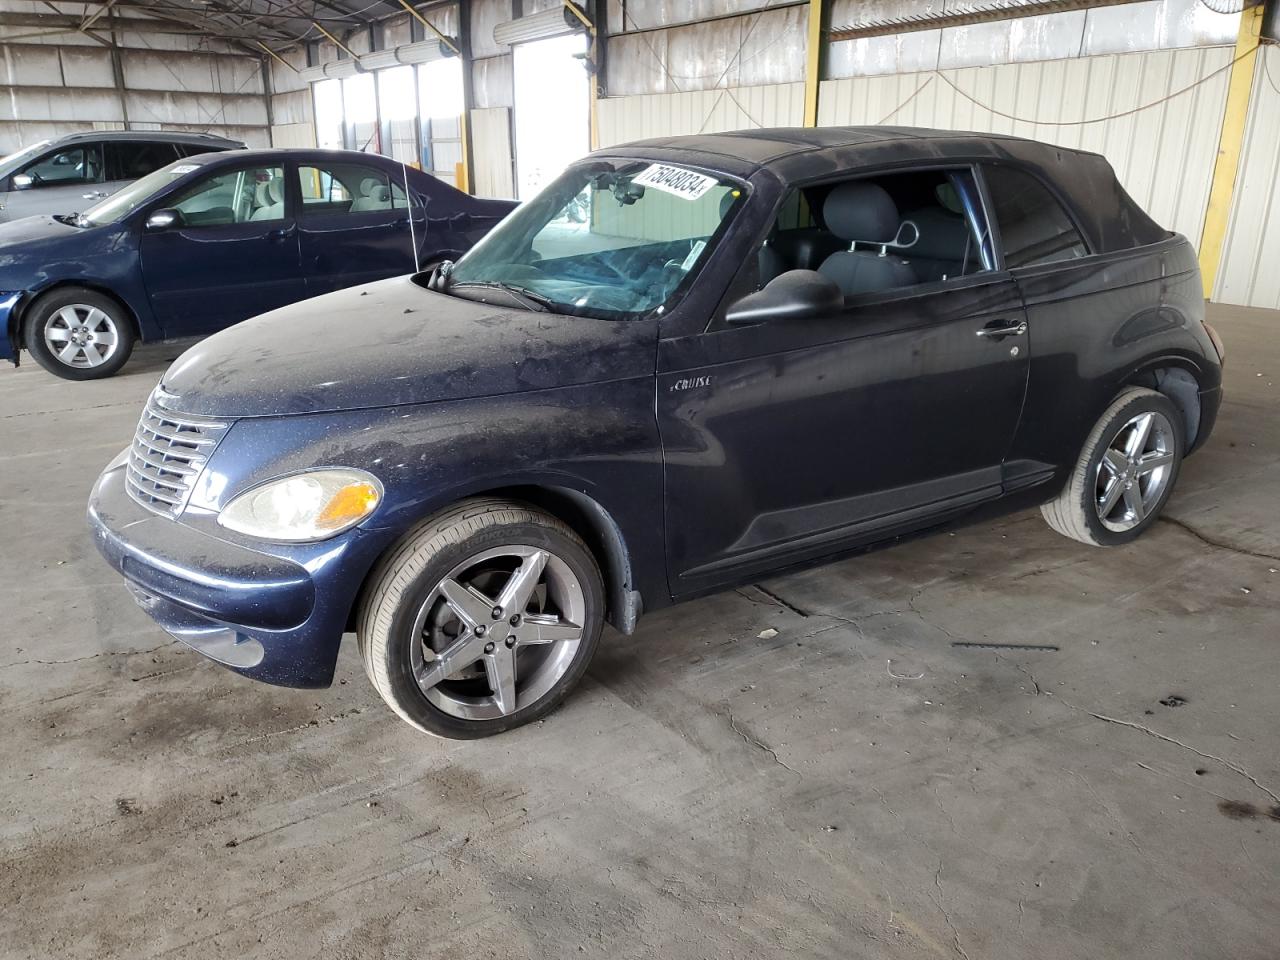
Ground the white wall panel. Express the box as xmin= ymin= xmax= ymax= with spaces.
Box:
xmin=471 ymin=106 xmax=515 ymax=198
xmin=597 ymin=82 xmax=804 ymax=146
xmin=818 ymin=46 xmax=1232 ymax=252
xmin=1214 ymin=46 xmax=1280 ymax=308
xmin=270 ymin=121 xmax=316 ymax=148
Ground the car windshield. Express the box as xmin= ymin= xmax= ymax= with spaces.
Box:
xmin=447 ymin=159 xmax=744 ymax=319
xmin=0 ymin=140 xmax=51 ymax=174
xmin=80 ymin=159 xmax=208 ymax=226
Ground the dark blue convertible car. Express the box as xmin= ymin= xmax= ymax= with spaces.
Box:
xmin=89 ymin=128 xmax=1222 ymax=739
xmin=0 ymin=148 xmax=515 ymax=379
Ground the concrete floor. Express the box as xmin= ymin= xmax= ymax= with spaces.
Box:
xmin=1 ymin=303 xmax=1277 ymax=960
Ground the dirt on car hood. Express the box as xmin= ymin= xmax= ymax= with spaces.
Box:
xmin=158 ymin=275 xmax=657 ymax=419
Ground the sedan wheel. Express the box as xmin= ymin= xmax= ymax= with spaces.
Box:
xmin=25 ymin=287 xmax=135 ymax=380
xmin=358 ymin=499 xmax=604 ymax=738
xmin=43 ymin=304 xmax=121 ymax=370
xmin=1042 ymin=386 xmax=1184 ymax=546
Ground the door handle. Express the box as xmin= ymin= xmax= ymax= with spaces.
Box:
xmin=265 ymin=224 xmax=296 ymax=242
xmin=976 ymin=320 xmax=1027 ymax=339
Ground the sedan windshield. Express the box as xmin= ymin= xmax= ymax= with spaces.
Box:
xmin=0 ymin=140 xmax=51 ymax=173
xmin=80 ymin=160 xmax=208 ymax=226
xmin=448 ymin=159 xmax=744 ymax=319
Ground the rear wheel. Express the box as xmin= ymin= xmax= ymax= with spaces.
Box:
xmin=1041 ymin=387 xmax=1183 ymax=546
xmin=357 ymin=499 xmax=604 ymax=739
xmin=24 ymin=287 xmax=134 ymax=380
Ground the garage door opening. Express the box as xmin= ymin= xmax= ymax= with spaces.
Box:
xmin=512 ymin=32 xmax=590 ymax=199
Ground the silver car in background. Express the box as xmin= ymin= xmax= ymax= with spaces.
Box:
xmin=0 ymin=131 xmax=244 ymax=223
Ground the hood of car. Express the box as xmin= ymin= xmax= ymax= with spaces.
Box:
xmin=0 ymin=214 xmax=79 ymax=254
xmin=0 ymin=217 xmax=129 ymax=292
xmin=158 ymin=275 xmax=658 ymax=418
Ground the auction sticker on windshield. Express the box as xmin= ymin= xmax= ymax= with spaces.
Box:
xmin=633 ymin=164 xmax=718 ymax=201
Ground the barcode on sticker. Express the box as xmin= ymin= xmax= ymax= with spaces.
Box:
xmin=632 ymin=164 xmax=718 ymax=201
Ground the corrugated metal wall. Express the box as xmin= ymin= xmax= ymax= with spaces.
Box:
xmin=0 ymin=2 xmax=271 ymax=152
xmin=1214 ymin=45 xmax=1280 ymax=309
xmin=598 ymin=82 xmax=805 ymax=145
xmin=818 ymin=46 xmax=1233 ymax=250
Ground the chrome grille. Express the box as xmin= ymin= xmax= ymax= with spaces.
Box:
xmin=126 ymin=393 xmax=229 ymax=516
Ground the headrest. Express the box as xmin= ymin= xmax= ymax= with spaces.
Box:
xmin=360 ymin=177 xmax=382 ymax=197
xmin=369 ymin=184 xmax=389 ymax=202
xmin=823 ymin=182 xmax=900 ymax=244
xmin=254 ymin=178 xmax=281 ymax=205
xmin=267 ymin=178 xmax=283 ymax=203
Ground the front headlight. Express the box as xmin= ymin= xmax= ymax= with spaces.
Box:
xmin=217 ymin=468 xmax=383 ymax=542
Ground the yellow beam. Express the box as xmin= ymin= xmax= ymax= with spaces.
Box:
xmin=560 ymin=2 xmax=600 ymax=150
xmin=312 ymin=22 xmax=359 ymax=60
xmin=1198 ymin=4 xmax=1263 ymax=300
xmin=256 ymin=40 xmax=295 ymax=73
xmin=803 ymin=0 xmax=824 ymax=126
xmin=394 ymin=0 xmax=459 ymax=55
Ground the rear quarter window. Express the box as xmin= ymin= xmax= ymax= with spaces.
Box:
xmin=985 ymin=166 xmax=1088 ymax=268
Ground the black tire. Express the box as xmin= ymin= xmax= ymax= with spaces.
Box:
xmin=1041 ymin=387 xmax=1184 ymax=546
xmin=24 ymin=287 xmax=135 ymax=380
xmin=357 ymin=498 xmax=605 ymax=739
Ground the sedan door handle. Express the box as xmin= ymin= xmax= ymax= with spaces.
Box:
xmin=976 ymin=320 xmax=1027 ymax=339
xmin=265 ymin=224 xmax=296 ymax=242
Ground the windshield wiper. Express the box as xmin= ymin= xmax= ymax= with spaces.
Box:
xmin=448 ymin=280 xmax=552 ymax=313
xmin=52 ymin=213 xmax=93 ymax=228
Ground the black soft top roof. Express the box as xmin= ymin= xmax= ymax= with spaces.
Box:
xmin=600 ymin=126 xmax=1167 ymax=255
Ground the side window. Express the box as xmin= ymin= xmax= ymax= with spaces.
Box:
xmin=297 ymin=162 xmax=409 ymax=216
xmin=754 ymin=168 xmax=992 ymax=294
xmin=17 ymin=143 xmax=104 ymax=187
xmin=167 ymin=165 xmax=285 ymax=227
xmin=984 ymin=166 xmax=1088 ymax=268
xmin=107 ymin=142 xmax=180 ymax=180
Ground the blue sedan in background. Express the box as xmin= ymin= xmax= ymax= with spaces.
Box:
xmin=0 ymin=148 xmax=516 ymax=379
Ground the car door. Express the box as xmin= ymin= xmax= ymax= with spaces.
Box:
xmin=139 ymin=160 xmax=304 ymax=337
xmin=100 ymin=141 xmax=181 ymax=203
xmin=657 ymin=166 xmax=1031 ymax=597
xmin=3 ymin=141 xmax=105 ymax=220
xmin=295 ymin=159 xmax=424 ymax=297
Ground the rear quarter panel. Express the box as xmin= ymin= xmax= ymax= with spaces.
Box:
xmin=1009 ymin=234 xmax=1219 ymax=482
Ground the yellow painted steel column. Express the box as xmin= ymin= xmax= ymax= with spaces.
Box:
xmin=1198 ymin=3 xmax=1263 ymax=299
xmin=803 ymin=0 xmax=825 ymax=126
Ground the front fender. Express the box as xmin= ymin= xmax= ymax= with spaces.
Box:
xmin=185 ymin=379 xmax=667 ymax=627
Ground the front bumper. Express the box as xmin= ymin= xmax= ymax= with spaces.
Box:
xmin=0 ymin=292 xmax=21 ymax=364
xmin=88 ymin=452 xmax=375 ymax=688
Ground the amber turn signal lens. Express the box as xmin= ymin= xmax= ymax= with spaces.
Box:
xmin=317 ymin=480 xmax=382 ymax=531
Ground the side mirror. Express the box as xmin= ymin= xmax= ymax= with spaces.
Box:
xmin=145 ymin=209 xmax=180 ymax=232
xmin=11 ymin=174 xmax=34 ymax=191
xmin=726 ymin=269 xmax=844 ymax=325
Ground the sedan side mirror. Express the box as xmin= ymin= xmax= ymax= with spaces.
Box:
xmin=145 ymin=209 xmax=180 ymax=232
xmin=11 ymin=173 xmax=34 ymax=191
xmin=726 ymin=269 xmax=844 ymax=325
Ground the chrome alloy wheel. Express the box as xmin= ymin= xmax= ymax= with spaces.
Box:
xmin=411 ymin=545 xmax=586 ymax=720
xmin=1095 ymin=410 xmax=1176 ymax=532
xmin=43 ymin=304 xmax=120 ymax=369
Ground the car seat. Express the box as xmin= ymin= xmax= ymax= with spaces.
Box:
xmin=351 ymin=177 xmax=392 ymax=212
xmin=249 ymin=178 xmax=285 ymax=221
xmin=817 ymin=182 xmax=918 ymax=297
